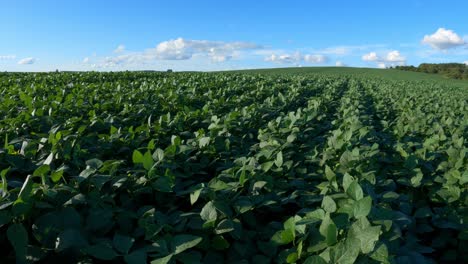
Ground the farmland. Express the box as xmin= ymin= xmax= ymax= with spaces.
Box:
xmin=0 ymin=68 xmax=467 ymax=263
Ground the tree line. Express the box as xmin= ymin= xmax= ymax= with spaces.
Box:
xmin=394 ymin=63 xmax=468 ymax=80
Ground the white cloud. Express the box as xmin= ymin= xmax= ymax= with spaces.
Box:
xmin=153 ymin=38 xmax=260 ymax=61
xmin=362 ymin=52 xmax=379 ymax=61
xmin=335 ymin=61 xmax=346 ymax=67
xmin=83 ymin=57 xmax=90 ymax=63
xmin=422 ymin=28 xmax=465 ymax=50
xmin=17 ymin=57 xmax=36 ymax=65
xmin=100 ymin=54 xmax=136 ymax=67
xmin=304 ymin=54 xmax=327 ymax=63
xmin=114 ymin=44 xmax=126 ymax=53
xmin=96 ymin=38 xmax=261 ymax=68
xmin=264 ymin=53 xmax=298 ymax=64
xmin=385 ymin=50 xmax=405 ymax=62
xmin=362 ymin=50 xmax=406 ymax=67
xmin=210 ymin=54 xmax=232 ymax=63
xmin=265 ymin=52 xmax=327 ymax=64
xmin=0 ymin=55 xmax=16 ymax=60
xmin=377 ymin=63 xmax=387 ymax=69
xmin=464 ymin=61 xmax=468 ymax=65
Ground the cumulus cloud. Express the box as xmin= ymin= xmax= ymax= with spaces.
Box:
xmin=265 ymin=52 xmax=327 ymax=64
xmin=210 ymin=54 xmax=232 ymax=63
xmin=265 ymin=53 xmax=301 ymax=64
xmin=362 ymin=50 xmax=406 ymax=68
xmin=422 ymin=28 xmax=465 ymax=50
xmin=0 ymin=55 xmax=16 ymax=60
xmin=385 ymin=50 xmax=406 ymax=62
xmin=83 ymin=57 xmax=90 ymax=63
xmin=304 ymin=54 xmax=327 ymax=63
xmin=377 ymin=63 xmax=387 ymax=69
xmin=464 ymin=61 xmax=468 ymax=65
xmin=153 ymin=38 xmax=260 ymax=61
xmin=335 ymin=61 xmax=346 ymax=67
xmin=96 ymin=38 xmax=261 ymax=67
xmin=17 ymin=57 xmax=36 ymax=65
xmin=114 ymin=44 xmax=126 ymax=53
xmin=362 ymin=52 xmax=379 ymax=61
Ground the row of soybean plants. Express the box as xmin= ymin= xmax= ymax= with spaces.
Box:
xmin=364 ymin=78 xmax=468 ymax=263
xmin=185 ymin=77 xmax=348 ymax=263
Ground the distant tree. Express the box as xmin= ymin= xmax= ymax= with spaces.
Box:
xmin=396 ymin=63 xmax=468 ymax=80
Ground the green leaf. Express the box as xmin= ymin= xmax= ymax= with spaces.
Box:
xmin=199 ymin=137 xmax=210 ymax=148
xmin=348 ymin=217 xmax=381 ymax=254
xmin=342 ymin=173 xmax=353 ymax=191
xmin=190 ymin=188 xmax=202 ymax=205
xmin=44 ymin=152 xmax=54 ymax=165
xmin=346 ymin=181 xmax=363 ymax=200
xmin=283 ymin=216 xmax=296 ymax=232
xmin=172 ymin=235 xmax=203 ymax=254
xmin=150 ymin=254 xmax=173 ymax=264
xmin=7 ymin=223 xmax=28 ymax=263
xmin=215 ymin=219 xmax=235 ymax=234
xmin=353 ymin=196 xmax=372 ymax=218
xmin=287 ymin=134 xmax=297 ymax=143
xmin=286 ymin=252 xmax=298 ymax=263
xmin=143 ymin=151 xmax=154 ymax=170
xmin=261 ymin=161 xmax=274 ymax=172
xmin=125 ymin=250 xmax=147 ymax=264
xmin=212 ymin=235 xmax=230 ymax=250
xmin=200 ymin=201 xmax=217 ymax=225
xmin=113 ymin=233 xmax=135 ymax=254
xmin=325 ymin=165 xmax=335 ymax=181
xmin=275 ymin=151 xmax=283 ymax=167
xmin=280 ymin=229 xmax=295 ymax=244
xmin=31 ymin=208 xmax=80 ymax=249
xmin=304 ymin=255 xmax=327 ymax=264
xmin=86 ymin=159 xmax=103 ymax=170
xmin=50 ymin=170 xmax=64 ymax=183
xmin=370 ymin=243 xmax=390 ymax=264
xmin=86 ymin=158 xmax=103 ymax=170
xmin=17 ymin=175 xmax=34 ymax=202
xmin=297 ymin=240 xmax=303 ymax=258
xmin=410 ymin=169 xmax=423 ymax=187
xmin=33 ymin=164 xmax=50 ymax=177
xmin=1 ymin=167 xmax=9 ymax=193
xmin=132 ymin=150 xmax=144 ymax=164
xmin=239 ymin=167 xmax=247 ymax=185
xmin=152 ymin=148 xmax=165 ymax=162
xmin=271 ymin=229 xmax=294 ymax=246
xmin=55 ymin=229 xmax=88 ymax=251
xmin=321 ymin=196 xmax=337 ymax=213
xmin=86 ymin=243 xmax=118 ymax=260
xmin=436 ymin=186 xmax=461 ymax=203
xmin=233 ymin=197 xmax=253 ymax=214
xmin=329 ymin=238 xmax=360 ymax=264
xmin=319 ymin=214 xmax=337 ymax=246
xmin=414 ymin=207 xmax=432 ymax=218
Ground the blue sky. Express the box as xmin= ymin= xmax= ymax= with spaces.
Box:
xmin=1 ymin=0 xmax=467 ymax=71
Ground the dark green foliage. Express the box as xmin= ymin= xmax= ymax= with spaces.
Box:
xmin=396 ymin=63 xmax=468 ymax=80
xmin=0 ymin=71 xmax=466 ymax=263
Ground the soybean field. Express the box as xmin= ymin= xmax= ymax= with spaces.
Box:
xmin=0 ymin=69 xmax=467 ymax=263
